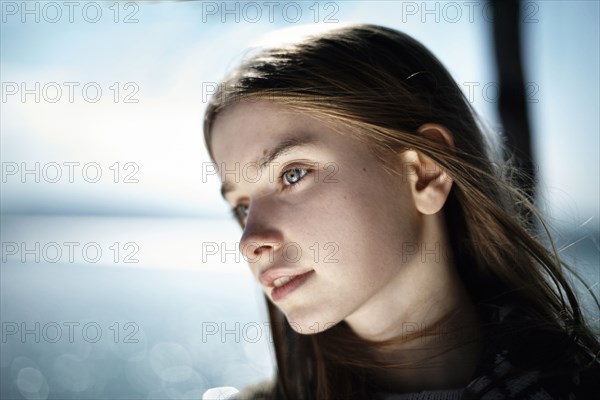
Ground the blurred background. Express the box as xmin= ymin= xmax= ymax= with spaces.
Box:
xmin=1 ymin=1 xmax=598 ymax=399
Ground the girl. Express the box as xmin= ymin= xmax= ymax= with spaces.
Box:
xmin=203 ymin=24 xmax=599 ymax=399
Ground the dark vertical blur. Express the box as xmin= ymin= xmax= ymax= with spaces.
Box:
xmin=490 ymin=0 xmax=536 ymax=207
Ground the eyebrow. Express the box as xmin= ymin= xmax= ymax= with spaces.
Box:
xmin=220 ymin=134 xmax=318 ymax=200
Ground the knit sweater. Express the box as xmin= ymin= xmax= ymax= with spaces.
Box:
xmin=223 ymin=353 xmax=599 ymax=400
xmin=226 ymin=381 xmax=466 ymax=400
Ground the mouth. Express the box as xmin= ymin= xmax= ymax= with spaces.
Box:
xmin=270 ymin=270 xmax=314 ymax=302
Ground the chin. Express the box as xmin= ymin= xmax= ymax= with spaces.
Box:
xmin=284 ymin=311 xmax=341 ymax=335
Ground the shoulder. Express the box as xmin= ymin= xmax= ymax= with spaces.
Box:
xmin=229 ymin=379 xmax=276 ymax=400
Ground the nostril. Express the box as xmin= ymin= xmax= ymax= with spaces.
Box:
xmin=240 ymin=242 xmax=275 ymax=263
xmin=239 ymin=224 xmax=284 ymax=262
xmin=239 ymin=241 xmax=258 ymax=257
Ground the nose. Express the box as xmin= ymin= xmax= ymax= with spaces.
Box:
xmin=238 ymin=200 xmax=284 ymax=270
xmin=239 ymin=227 xmax=283 ymax=267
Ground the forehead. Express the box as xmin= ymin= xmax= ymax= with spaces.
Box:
xmin=210 ymin=101 xmax=323 ymax=167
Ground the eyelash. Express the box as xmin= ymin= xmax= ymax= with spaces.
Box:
xmin=230 ymin=165 xmax=312 ymax=225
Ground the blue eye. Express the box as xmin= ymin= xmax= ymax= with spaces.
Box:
xmin=231 ymin=166 xmax=311 ymax=227
xmin=281 ymin=167 xmax=308 ymax=186
xmin=231 ymin=203 xmax=249 ymax=225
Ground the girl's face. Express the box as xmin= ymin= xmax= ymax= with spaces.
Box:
xmin=211 ymin=100 xmax=449 ymax=339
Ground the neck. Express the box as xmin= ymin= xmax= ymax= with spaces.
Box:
xmin=344 ymin=215 xmax=483 ymax=392
xmin=366 ymin=299 xmax=483 ymax=393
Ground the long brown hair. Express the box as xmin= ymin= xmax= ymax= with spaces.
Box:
xmin=203 ymin=24 xmax=599 ymax=399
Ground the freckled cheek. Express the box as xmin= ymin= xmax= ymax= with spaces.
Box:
xmin=281 ymin=198 xmax=338 ymax=239
xmin=321 ymin=209 xmax=373 ymax=269
xmin=335 ymin=195 xmax=414 ymax=277
xmin=275 ymin=194 xmax=349 ymax=264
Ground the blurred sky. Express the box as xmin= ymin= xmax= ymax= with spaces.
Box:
xmin=1 ymin=0 xmax=598 ymax=229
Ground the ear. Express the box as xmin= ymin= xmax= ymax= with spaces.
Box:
xmin=405 ymin=124 xmax=454 ymax=215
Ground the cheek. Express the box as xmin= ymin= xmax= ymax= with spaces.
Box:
xmin=293 ymin=182 xmax=417 ymax=273
xmin=280 ymin=160 xmax=419 ymax=270
xmin=330 ymin=178 xmax=419 ymax=279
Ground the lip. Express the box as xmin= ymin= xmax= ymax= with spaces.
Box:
xmin=258 ymin=266 xmax=314 ymax=288
xmin=270 ymin=270 xmax=314 ymax=302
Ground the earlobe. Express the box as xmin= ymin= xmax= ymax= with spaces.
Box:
xmin=409 ymin=124 xmax=455 ymax=215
